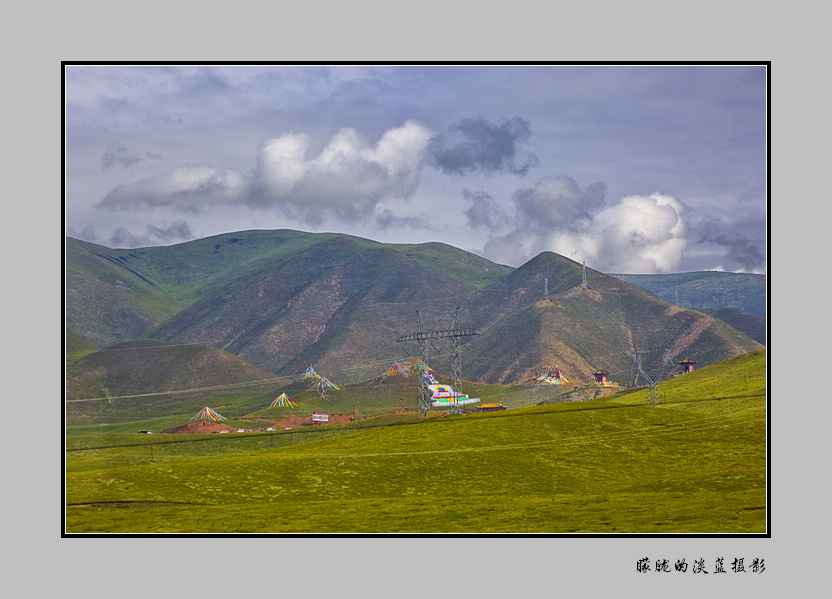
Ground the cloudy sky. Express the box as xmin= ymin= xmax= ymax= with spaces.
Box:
xmin=64 ymin=64 xmax=768 ymax=274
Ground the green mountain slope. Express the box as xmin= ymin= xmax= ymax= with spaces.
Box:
xmin=66 ymin=231 xmax=511 ymax=348
xmin=457 ymin=253 xmax=762 ymax=385
xmin=65 ymin=239 xmax=180 ymax=346
xmin=66 ymin=230 xmax=762 ymax=390
xmin=147 ymin=237 xmax=501 ymax=377
xmin=65 ymin=339 xmax=290 ymax=424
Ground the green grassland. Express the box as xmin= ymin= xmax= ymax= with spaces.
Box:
xmin=65 ymin=350 xmax=767 ymax=534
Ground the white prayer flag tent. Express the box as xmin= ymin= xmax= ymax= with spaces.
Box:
xmin=270 ymin=393 xmax=297 ymax=408
xmin=190 ymin=406 xmax=227 ymax=422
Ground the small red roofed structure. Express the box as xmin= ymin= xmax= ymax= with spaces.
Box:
xmin=679 ymin=359 xmax=696 ymax=373
xmin=593 ymin=370 xmax=609 ymax=384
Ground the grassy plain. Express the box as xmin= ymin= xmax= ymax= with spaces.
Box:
xmin=65 ymin=350 xmax=767 ymax=534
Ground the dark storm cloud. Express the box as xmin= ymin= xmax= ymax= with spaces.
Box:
xmin=101 ymin=142 xmax=162 ymax=170
xmin=429 ymin=116 xmax=539 ymax=176
xmin=699 ymin=233 xmax=766 ymax=273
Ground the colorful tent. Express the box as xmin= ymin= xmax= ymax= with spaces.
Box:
xmin=270 ymin=393 xmax=297 ymax=408
xmin=317 ymin=376 xmax=341 ymax=396
xmin=190 ymin=406 xmax=227 ymax=422
xmin=527 ymin=365 xmax=569 ymax=385
xmin=302 ymin=366 xmax=321 ymax=381
xmin=370 ymin=361 xmax=411 ymax=386
xmin=302 ymin=365 xmax=340 ymax=397
xmin=407 ymin=357 xmax=433 ymax=373
xmin=382 ymin=361 xmax=411 ymax=378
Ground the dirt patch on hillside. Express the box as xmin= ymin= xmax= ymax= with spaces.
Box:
xmin=163 ymin=412 xmax=358 ymax=434
xmin=581 ymin=288 xmax=603 ymax=302
xmin=161 ymin=407 xmax=434 ymax=434
xmin=666 ymin=316 xmax=714 ymax=358
xmin=164 ymin=421 xmax=238 ymax=434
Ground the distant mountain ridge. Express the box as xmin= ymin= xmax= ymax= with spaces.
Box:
xmin=613 ymin=271 xmax=766 ymax=317
xmin=612 ymin=271 xmax=766 ymax=345
xmin=65 ymin=230 xmax=764 ymax=388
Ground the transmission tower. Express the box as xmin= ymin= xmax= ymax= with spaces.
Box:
xmin=632 ymin=348 xmax=673 ymax=406
xmin=544 ymin=278 xmax=549 ymax=301
xmin=581 ymin=261 xmax=588 ymax=289
xmin=397 ymin=309 xmax=481 ymax=417
xmin=631 ymin=349 xmax=646 ymax=387
xmin=412 ymin=311 xmax=430 ymax=416
xmin=449 ymin=307 xmax=466 ymax=414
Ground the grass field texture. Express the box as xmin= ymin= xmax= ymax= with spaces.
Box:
xmin=65 ymin=350 xmax=767 ymax=534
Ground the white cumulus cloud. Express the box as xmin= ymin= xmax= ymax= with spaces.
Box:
xmin=481 ymin=182 xmax=688 ymax=273
xmin=251 ymin=120 xmax=435 ymax=223
xmin=554 ymin=193 xmax=687 ymax=273
xmin=97 ymin=165 xmax=249 ymax=212
xmin=96 ymin=121 xmax=436 ymax=228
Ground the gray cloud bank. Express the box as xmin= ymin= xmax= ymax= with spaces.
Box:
xmin=66 ymin=65 xmax=767 ymax=274
xmin=699 ymin=232 xmax=767 ymax=273
xmin=91 ymin=120 xmax=764 ymax=274
xmin=429 ymin=116 xmax=539 ymax=176
xmin=95 ymin=116 xmax=543 ymax=231
xmin=101 ymin=142 xmax=162 ymax=170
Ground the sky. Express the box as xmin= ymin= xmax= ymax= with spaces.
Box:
xmin=64 ymin=63 xmax=768 ymax=274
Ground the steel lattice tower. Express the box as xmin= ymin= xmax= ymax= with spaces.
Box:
xmin=632 ymin=348 xmax=673 ymax=406
xmin=449 ymin=308 xmax=464 ymax=414
xmin=414 ymin=311 xmax=430 ymax=416
xmin=397 ymin=309 xmax=480 ymax=417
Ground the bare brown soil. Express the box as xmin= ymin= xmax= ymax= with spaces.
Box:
xmin=581 ymin=287 xmax=603 ymax=302
xmin=666 ymin=316 xmax=714 ymax=358
xmin=162 ymin=410 xmax=406 ymax=434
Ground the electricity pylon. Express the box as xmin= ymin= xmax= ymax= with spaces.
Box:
xmin=397 ymin=308 xmax=480 ymax=417
xmin=632 ymin=348 xmax=673 ymax=406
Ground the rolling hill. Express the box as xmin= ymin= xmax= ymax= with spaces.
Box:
xmin=65 ymin=338 xmax=290 ymax=424
xmin=66 ymin=230 xmax=764 ymax=395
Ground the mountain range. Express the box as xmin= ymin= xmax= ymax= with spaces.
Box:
xmin=65 ymin=230 xmax=765 ymax=389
